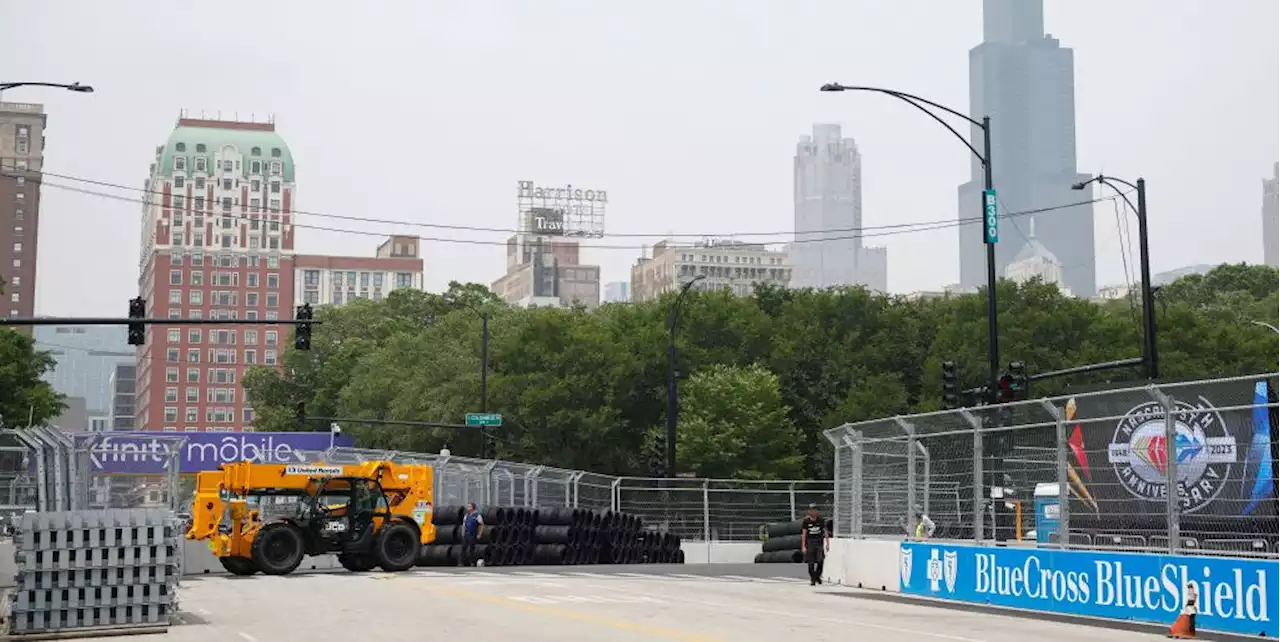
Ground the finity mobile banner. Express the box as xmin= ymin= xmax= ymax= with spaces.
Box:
xmin=899 ymin=542 xmax=1277 ymax=637
xmin=71 ymin=431 xmax=356 ymax=475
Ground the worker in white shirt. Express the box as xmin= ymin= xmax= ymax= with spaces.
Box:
xmin=914 ymin=511 xmax=936 ymax=539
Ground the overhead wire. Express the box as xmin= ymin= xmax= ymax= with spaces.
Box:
xmin=13 ymin=170 xmax=1124 ymax=251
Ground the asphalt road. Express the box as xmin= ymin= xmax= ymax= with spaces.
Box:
xmin=159 ymin=566 xmax=1174 ymax=642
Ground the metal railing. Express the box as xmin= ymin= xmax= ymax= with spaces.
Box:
xmin=825 ymin=373 xmax=1280 ymax=558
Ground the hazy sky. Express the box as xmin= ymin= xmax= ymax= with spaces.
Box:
xmin=3 ymin=0 xmax=1276 ymax=316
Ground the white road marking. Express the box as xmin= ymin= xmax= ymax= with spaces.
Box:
xmin=510 ymin=571 xmax=566 ymax=578
xmin=196 ymin=608 xmax=211 ymax=616
xmin=237 ymin=633 xmax=258 ymax=642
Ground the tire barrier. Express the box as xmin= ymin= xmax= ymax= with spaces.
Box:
xmin=10 ymin=509 xmax=181 ymax=635
xmin=754 ymin=518 xmax=832 ymax=563
xmin=417 ymin=507 xmax=683 ymax=567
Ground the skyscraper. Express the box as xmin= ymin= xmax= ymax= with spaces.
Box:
xmin=791 ymin=124 xmax=887 ymax=292
xmin=136 ymin=115 xmax=297 ymax=432
xmin=1263 ymin=162 xmax=1277 ymax=268
xmin=957 ymin=0 xmax=1096 ymax=297
xmin=0 ymin=101 xmax=47 ymax=331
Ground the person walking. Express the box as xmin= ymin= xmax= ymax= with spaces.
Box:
xmin=800 ymin=503 xmax=830 ymax=586
xmin=460 ymin=502 xmax=484 ymax=567
xmin=915 ymin=509 xmax=936 ymax=540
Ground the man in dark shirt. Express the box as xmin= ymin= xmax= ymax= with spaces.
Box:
xmin=800 ymin=503 xmax=829 ymax=586
xmin=460 ymin=503 xmax=484 ymax=567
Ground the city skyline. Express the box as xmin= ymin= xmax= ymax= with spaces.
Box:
xmin=1 ymin=0 xmax=1275 ymax=317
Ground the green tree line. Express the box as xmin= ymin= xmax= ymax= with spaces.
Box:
xmin=237 ymin=264 xmax=1277 ymax=480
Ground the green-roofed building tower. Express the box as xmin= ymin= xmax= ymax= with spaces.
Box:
xmin=136 ymin=113 xmax=297 ymax=433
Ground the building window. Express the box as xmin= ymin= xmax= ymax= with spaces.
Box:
xmin=173 ymin=176 xmax=184 ymax=189
xmin=174 ymin=157 xmax=186 ymax=171
xmin=247 ymin=273 xmax=258 ymax=288
xmin=168 ymin=289 xmax=181 ymax=304
xmin=250 ymin=161 xmax=261 ymax=174
xmin=266 ymin=293 xmax=278 ymax=308
xmin=172 ymin=231 xmax=185 ymax=245
xmin=271 ymin=148 xmax=282 ymax=158
xmin=175 ymin=142 xmax=186 ymax=152
xmin=222 ymin=160 xmax=233 ymax=172
xmin=269 ymin=199 xmax=280 ymax=213
xmin=187 ymin=349 xmax=200 ymax=363
xmin=270 ymin=181 xmax=280 ymax=194
xmin=195 ymin=176 xmax=205 ymax=190
xmin=185 ymin=408 xmax=198 ymax=423
xmin=9 ymin=293 xmax=17 ymax=303
xmin=170 ymin=270 xmax=182 ymax=285
xmin=9 ymin=276 xmax=17 ymax=287
xmin=196 ymin=144 xmax=207 ymax=153
xmin=187 ymin=367 xmax=199 ymax=383
xmin=166 ymin=367 xmax=179 ymax=383
xmin=195 ymin=157 xmax=206 ymax=172
xmin=245 ymin=349 xmax=257 ymax=364
xmin=265 ymin=330 xmax=278 ymax=345
xmin=189 ymin=290 xmax=203 ymax=305
xmin=264 ymin=349 xmax=277 ymax=365
xmin=266 ymin=273 xmax=279 ymax=290
xmin=221 ymin=178 xmax=233 ymax=191
xmin=167 ymin=329 xmax=180 ymax=344
xmin=164 ymin=407 xmax=178 ymax=423
xmin=190 ymin=271 xmax=203 ymax=286
xmin=172 ymin=194 xmax=185 ymax=208
xmin=396 ymin=273 xmax=413 ymax=288
xmin=165 ymin=388 xmax=178 ymax=403
xmin=188 ymin=329 xmax=201 ymax=344
xmin=186 ymin=387 xmax=199 ymax=403
xmin=10 ymin=259 xmax=18 ymax=268
xmin=250 ymin=198 xmax=260 ymax=212
xmin=12 ymin=242 xmax=20 ymax=253
xmin=169 ymin=309 xmax=181 ymax=319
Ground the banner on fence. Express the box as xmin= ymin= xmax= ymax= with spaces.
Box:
xmin=1061 ymin=377 xmax=1278 ymax=523
xmin=899 ymin=542 xmax=1278 ymax=637
xmin=74 ymin=432 xmax=355 ymax=475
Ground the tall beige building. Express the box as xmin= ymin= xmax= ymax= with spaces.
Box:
xmin=631 ymin=240 xmax=790 ymax=302
xmin=0 ymin=101 xmax=47 ymax=331
xmin=491 ymin=234 xmax=599 ymax=309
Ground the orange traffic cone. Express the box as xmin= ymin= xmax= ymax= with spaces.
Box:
xmin=1167 ymin=612 xmax=1195 ymax=639
xmin=1168 ymin=582 xmax=1198 ymax=639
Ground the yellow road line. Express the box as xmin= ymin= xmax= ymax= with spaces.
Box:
xmin=423 ymin=584 xmax=726 ymax=642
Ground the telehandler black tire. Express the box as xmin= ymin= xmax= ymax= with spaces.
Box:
xmin=375 ymin=522 xmax=419 ymax=572
xmin=219 ymin=556 xmax=259 ymax=576
xmin=251 ymin=522 xmax=306 ymax=575
xmin=339 ymin=553 xmax=377 ymax=572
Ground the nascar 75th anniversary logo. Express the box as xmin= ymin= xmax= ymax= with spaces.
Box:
xmin=1107 ymin=397 xmax=1236 ymax=513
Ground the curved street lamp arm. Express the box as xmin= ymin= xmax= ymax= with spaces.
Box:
xmin=0 ymin=82 xmax=93 ymax=93
xmin=821 ymin=84 xmax=985 ymax=164
xmin=1089 ymin=177 xmax=1141 ymax=218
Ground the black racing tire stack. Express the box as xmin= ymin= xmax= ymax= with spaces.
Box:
xmin=753 ymin=519 xmax=834 ymax=563
xmin=417 ymin=506 xmax=684 ymax=567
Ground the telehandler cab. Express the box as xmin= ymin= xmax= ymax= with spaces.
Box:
xmin=186 ymin=461 xmax=436 ymax=576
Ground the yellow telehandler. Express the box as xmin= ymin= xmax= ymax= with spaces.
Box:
xmin=186 ymin=461 xmax=435 ymax=576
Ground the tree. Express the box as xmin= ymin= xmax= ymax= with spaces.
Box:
xmin=677 ymin=363 xmax=803 ymax=479
xmin=0 ymin=329 xmax=65 ymax=428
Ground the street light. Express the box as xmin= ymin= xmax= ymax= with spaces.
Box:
xmin=820 ymin=83 xmax=1000 ymax=400
xmin=1072 ymin=175 xmax=1157 ymax=380
xmin=667 ymin=274 xmax=706 ymax=476
xmin=0 ymin=82 xmax=94 ymax=93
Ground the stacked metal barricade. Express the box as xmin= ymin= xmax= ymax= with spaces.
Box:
xmin=8 ymin=509 xmax=180 ymax=635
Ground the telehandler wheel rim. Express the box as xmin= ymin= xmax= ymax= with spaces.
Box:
xmin=384 ymin=528 xmax=416 ymax=564
xmin=265 ymin=534 xmax=296 ymax=566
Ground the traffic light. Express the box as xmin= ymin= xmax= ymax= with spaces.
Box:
xmin=649 ymin=432 xmax=667 ymax=477
xmin=941 ymin=360 xmax=959 ymax=409
xmin=1008 ymin=361 xmax=1028 ymax=400
xmin=294 ymin=303 xmax=313 ymax=350
xmin=127 ymin=297 xmax=146 ymax=346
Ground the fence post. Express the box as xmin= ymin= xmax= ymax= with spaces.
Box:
xmin=917 ymin=441 xmax=932 ymax=519
xmin=895 ymin=418 xmax=917 ymax=535
xmin=526 ymin=467 xmax=543 ymax=508
xmin=959 ymin=409 xmax=984 ymax=544
xmin=481 ymin=461 xmax=498 ymax=507
xmin=1148 ymin=386 xmax=1179 ymax=553
xmin=610 ymin=477 xmax=621 ymax=512
xmin=702 ymin=479 xmax=711 ymax=561
xmin=842 ymin=433 xmax=863 ymax=538
xmin=11 ymin=430 xmax=46 ymax=511
xmin=1040 ymin=399 xmax=1069 ymax=549
xmin=788 ymin=481 xmax=797 ymax=521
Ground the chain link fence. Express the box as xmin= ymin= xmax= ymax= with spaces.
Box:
xmin=826 ymin=373 xmax=1279 ymax=558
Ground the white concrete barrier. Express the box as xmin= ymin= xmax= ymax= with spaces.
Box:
xmin=678 ymin=541 xmax=761 ymax=564
xmin=822 ymin=538 xmax=902 ymax=591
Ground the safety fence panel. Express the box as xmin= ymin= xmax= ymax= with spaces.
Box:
xmin=614 ymin=477 xmax=835 ymax=542
xmin=826 ymin=373 xmax=1280 ymax=558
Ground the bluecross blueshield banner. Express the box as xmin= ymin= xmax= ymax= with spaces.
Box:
xmin=72 ymin=432 xmax=355 ymax=475
xmin=899 ymin=542 xmax=1278 ymax=637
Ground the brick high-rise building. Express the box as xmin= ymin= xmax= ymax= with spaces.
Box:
xmin=0 ymin=101 xmax=47 ymax=332
xmin=136 ymin=115 xmax=297 ymax=432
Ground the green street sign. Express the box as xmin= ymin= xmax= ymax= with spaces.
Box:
xmin=983 ymin=189 xmax=999 ymax=244
xmin=465 ymin=413 xmax=502 ymax=427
